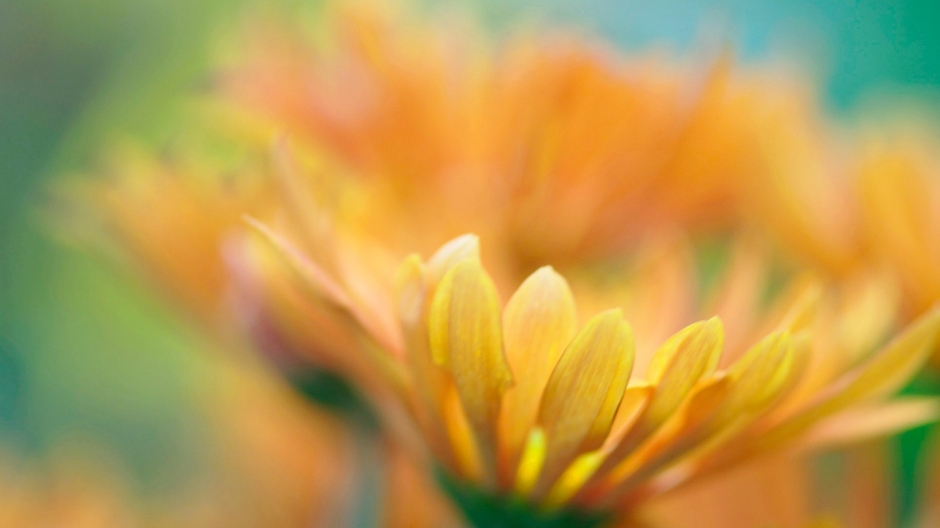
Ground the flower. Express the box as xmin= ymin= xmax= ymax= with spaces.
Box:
xmin=217 ymin=2 xmax=940 ymax=361
xmin=216 ymin=1 xmax=796 ymax=269
xmin=250 ymin=227 xmax=940 ymax=520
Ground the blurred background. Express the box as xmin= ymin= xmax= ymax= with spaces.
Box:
xmin=2 ymin=0 xmax=940 ymax=524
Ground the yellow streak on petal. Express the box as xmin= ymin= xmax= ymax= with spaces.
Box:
xmin=514 ymin=428 xmax=547 ymax=496
xmin=429 ymin=259 xmax=512 ymax=477
xmin=544 ymin=451 xmax=606 ymax=508
xmin=497 ymin=266 xmax=577 ymax=489
xmin=533 ymin=310 xmax=634 ymax=498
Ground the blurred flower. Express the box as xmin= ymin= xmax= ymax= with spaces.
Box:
xmin=740 ymin=117 xmax=940 ymax=365
xmin=215 ymin=1 xmax=797 ymax=271
xmin=216 ymin=0 xmax=940 ymax=345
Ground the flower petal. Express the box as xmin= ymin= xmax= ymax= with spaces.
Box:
xmin=645 ymin=317 xmax=724 ymax=423
xmin=429 ymin=259 xmax=512 ymax=478
xmin=533 ymin=309 xmax=634 ymax=497
xmin=601 ymin=318 xmax=724 ymax=471
xmin=497 ymin=266 xmax=578 ymax=488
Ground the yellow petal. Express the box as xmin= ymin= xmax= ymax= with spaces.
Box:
xmin=497 ymin=266 xmax=578 ymax=488
xmin=605 ymin=334 xmax=796 ymax=494
xmin=602 ymin=318 xmax=724 ymax=471
xmin=515 ymin=428 xmax=547 ymax=496
xmin=533 ymin=310 xmax=634 ymax=497
xmin=602 ymin=383 xmax=655 ymax=453
xmin=428 ymin=259 xmax=512 ymax=476
xmin=769 ymin=277 xmax=822 ymax=335
xmin=394 ymin=254 xmax=428 ymax=326
xmin=722 ymin=332 xmax=795 ymax=417
xmin=270 ymin=138 xmax=338 ymax=273
xmin=586 ymin=375 xmax=732 ymax=504
xmin=645 ymin=317 xmax=724 ymax=423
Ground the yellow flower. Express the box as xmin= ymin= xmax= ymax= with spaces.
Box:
xmin=251 ymin=227 xmax=940 ymax=518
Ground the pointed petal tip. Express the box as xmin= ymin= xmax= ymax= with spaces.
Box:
xmin=428 ymin=234 xmax=481 ymax=282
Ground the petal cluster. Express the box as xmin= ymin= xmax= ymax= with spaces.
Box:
xmin=255 ymin=229 xmax=940 ymax=514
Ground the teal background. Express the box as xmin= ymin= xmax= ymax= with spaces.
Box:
xmin=2 ymin=0 xmax=940 ymax=522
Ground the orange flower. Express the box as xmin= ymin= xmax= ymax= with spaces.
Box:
xmin=217 ymin=1 xmax=797 ymax=270
xmin=249 ymin=225 xmax=940 ymax=519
